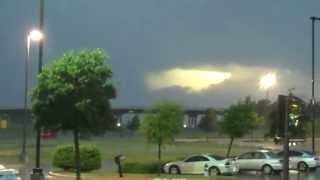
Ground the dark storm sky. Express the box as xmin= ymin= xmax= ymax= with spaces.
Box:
xmin=1 ymin=0 xmax=320 ymax=109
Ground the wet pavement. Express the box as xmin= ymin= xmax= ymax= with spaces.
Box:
xmin=234 ymin=169 xmax=320 ymax=180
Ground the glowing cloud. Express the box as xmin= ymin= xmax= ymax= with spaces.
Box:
xmin=147 ymin=68 xmax=232 ymax=92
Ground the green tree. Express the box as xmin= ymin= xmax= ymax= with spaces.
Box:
xmin=220 ymin=103 xmax=259 ymax=157
xmin=141 ymin=101 xmax=184 ymax=174
xmin=31 ymin=49 xmax=116 ymax=180
xmin=127 ymin=115 xmax=140 ymax=132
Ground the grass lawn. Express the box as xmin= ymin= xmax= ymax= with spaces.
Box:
xmin=0 ymin=134 xmax=252 ymax=164
xmin=0 ymin=132 xmax=266 ymax=178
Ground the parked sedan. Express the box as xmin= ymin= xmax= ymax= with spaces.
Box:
xmin=0 ymin=169 xmax=21 ymax=180
xmin=277 ymin=150 xmax=317 ymax=171
xmin=163 ymin=154 xmax=238 ymax=176
xmin=235 ymin=150 xmax=282 ymax=175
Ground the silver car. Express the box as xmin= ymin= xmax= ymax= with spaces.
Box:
xmin=235 ymin=150 xmax=282 ymax=175
xmin=0 ymin=169 xmax=21 ymax=180
xmin=163 ymin=154 xmax=238 ymax=176
xmin=277 ymin=150 xmax=317 ymax=171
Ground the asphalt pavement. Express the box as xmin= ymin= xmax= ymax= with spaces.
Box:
xmin=234 ymin=169 xmax=320 ymax=180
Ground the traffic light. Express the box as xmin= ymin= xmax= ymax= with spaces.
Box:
xmin=277 ymin=94 xmax=305 ymax=138
xmin=288 ymin=99 xmax=301 ymax=127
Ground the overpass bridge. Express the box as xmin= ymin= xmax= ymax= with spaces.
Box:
xmin=0 ymin=107 xmax=224 ymax=128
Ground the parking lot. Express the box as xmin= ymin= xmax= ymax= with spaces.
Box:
xmin=235 ymin=169 xmax=320 ymax=180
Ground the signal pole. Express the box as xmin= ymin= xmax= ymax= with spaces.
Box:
xmin=279 ymin=95 xmax=289 ymax=180
xmin=310 ymin=16 xmax=320 ymax=154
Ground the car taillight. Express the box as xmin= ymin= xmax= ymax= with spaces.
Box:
xmin=225 ymin=161 xmax=230 ymax=166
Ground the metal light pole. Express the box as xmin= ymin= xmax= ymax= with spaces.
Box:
xmin=283 ymin=95 xmax=289 ymax=180
xmin=31 ymin=0 xmax=45 ymax=179
xmin=21 ymin=36 xmax=31 ymax=162
xmin=311 ymin=16 xmax=320 ymax=154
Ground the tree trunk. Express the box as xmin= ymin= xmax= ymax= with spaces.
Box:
xmin=158 ymin=141 xmax=162 ymax=176
xmin=73 ymin=128 xmax=81 ymax=180
xmin=226 ymin=137 xmax=234 ymax=158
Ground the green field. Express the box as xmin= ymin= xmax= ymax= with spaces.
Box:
xmin=5 ymin=128 xmax=312 ymax=179
xmin=0 ymin=135 xmax=254 ymax=165
xmin=0 ymin=131 xmax=259 ymax=179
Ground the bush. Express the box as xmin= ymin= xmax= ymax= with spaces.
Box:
xmin=52 ymin=144 xmax=101 ymax=171
xmin=123 ymin=161 xmax=167 ymax=173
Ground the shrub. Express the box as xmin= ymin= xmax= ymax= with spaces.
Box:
xmin=52 ymin=144 xmax=101 ymax=171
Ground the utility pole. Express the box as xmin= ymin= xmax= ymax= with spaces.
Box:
xmin=31 ymin=0 xmax=44 ymax=179
xmin=310 ymin=16 xmax=320 ymax=154
xmin=279 ymin=95 xmax=289 ymax=180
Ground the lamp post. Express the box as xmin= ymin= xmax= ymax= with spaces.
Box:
xmin=21 ymin=30 xmax=44 ymax=163
xmin=30 ymin=1 xmax=45 ymax=179
xmin=311 ymin=16 xmax=320 ymax=154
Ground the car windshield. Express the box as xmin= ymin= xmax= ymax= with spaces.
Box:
xmin=265 ymin=152 xmax=280 ymax=158
xmin=303 ymin=151 xmax=314 ymax=157
xmin=0 ymin=174 xmax=18 ymax=180
xmin=209 ymin=154 xmax=225 ymax=160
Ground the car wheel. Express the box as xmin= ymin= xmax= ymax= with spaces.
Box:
xmin=169 ymin=165 xmax=180 ymax=174
xmin=297 ymin=162 xmax=308 ymax=172
xmin=274 ymin=170 xmax=281 ymax=175
xmin=209 ymin=167 xmax=220 ymax=176
xmin=262 ymin=165 xmax=273 ymax=175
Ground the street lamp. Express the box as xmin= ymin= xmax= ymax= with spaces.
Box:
xmin=30 ymin=1 xmax=45 ymax=179
xmin=21 ymin=29 xmax=43 ymax=162
xmin=259 ymin=72 xmax=277 ymax=99
xmin=117 ymin=122 xmax=121 ymax=127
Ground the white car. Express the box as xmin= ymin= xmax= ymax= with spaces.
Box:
xmin=277 ymin=150 xmax=318 ymax=171
xmin=0 ymin=168 xmax=21 ymax=180
xmin=163 ymin=154 xmax=238 ymax=176
xmin=235 ymin=150 xmax=282 ymax=175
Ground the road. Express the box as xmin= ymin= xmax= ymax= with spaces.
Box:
xmin=235 ymin=169 xmax=320 ymax=180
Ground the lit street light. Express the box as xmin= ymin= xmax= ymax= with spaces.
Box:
xmin=117 ymin=122 xmax=121 ymax=127
xmin=21 ymin=29 xmax=43 ymax=162
xmin=259 ymin=72 xmax=277 ymax=99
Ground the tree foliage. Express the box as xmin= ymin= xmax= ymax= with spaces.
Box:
xmin=220 ymin=103 xmax=259 ymax=157
xmin=221 ymin=104 xmax=259 ymax=138
xmin=31 ymin=49 xmax=116 ymax=134
xmin=127 ymin=115 xmax=140 ymax=132
xmin=31 ymin=49 xmax=116 ymax=179
xmin=141 ymin=101 xmax=184 ymax=146
xmin=141 ymin=100 xmax=184 ymax=174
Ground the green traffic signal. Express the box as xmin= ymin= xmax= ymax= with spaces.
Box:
xmin=288 ymin=102 xmax=301 ymax=127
